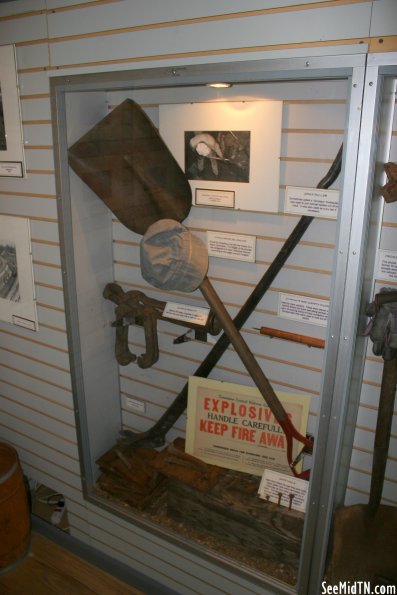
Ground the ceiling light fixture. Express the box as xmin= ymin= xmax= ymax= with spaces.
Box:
xmin=206 ymin=82 xmax=233 ymax=88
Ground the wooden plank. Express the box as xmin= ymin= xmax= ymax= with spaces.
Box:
xmin=369 ymin=36 xmax=397 ymax=53
xmin=0 ymin=533 xmax=143 ymax=595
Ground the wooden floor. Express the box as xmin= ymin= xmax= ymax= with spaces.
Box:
xmin=0 ymin=532 xmax=144 ymax=594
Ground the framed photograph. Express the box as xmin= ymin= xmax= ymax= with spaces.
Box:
xmin=185 ymin=376 xmax=310 ymax=476
xmin=0 ymin=45 xmax=25 ymax=177
xmin=159 ymin=101 xmax=282 ymax=213
xmin=0 ymin=215 xmax=37 ymax=330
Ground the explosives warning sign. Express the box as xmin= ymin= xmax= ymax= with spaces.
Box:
xmin=186 ymin=377 xmax=310 ymax=476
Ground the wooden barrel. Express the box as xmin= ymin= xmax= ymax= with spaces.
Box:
xmin=0 ymin=442 xmax=31 ymax=572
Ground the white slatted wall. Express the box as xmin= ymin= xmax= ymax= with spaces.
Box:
xmin=345 ymin=100 xmax=397 ymax=507
xmin=0 ymin=1 xmax=396 ymax=593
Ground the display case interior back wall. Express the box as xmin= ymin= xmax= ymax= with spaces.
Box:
xmin=50 ymin=55 xmax=385 ymax=594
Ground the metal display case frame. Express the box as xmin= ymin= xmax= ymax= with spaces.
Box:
xmin=50 ymin=52 xmax=397 ymax=594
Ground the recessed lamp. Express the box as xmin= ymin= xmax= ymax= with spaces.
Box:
xmin=206 ymin=82 xmax=232 ymax=88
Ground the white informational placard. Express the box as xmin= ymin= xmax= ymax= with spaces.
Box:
xmin=278 ymin=293 xmax=329 ymax=327
xmin=0 ymin=45 xmax=25 ymax=177
xmin=285 ymin=186 xmax=339 ymax=219
xmin=0 ymin=215 xmax=37 ymax=329
xmin=159 ymin=101 xmax=282 ymax=213
xmin=195 ymin=188 xmax=235 ymax=208
xmin=258 ymin=468 xmax=309 ymax=513
xmin=377 ymin=249 xmax=397 ymax=282
xmin=207 ymin=231 xmax=256 ymax=262
xmin=0 ymin=162 xmax=23 ymax=177
xmin=163 ymin=301 xmax=209 ymax=326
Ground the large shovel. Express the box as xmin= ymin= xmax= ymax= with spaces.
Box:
xmin=326 ymin=291 xmax=397 ymax=585
xmin=68 ymin=99 xmax=192 ymax=235
xmin=139 ymin=219 xmax=313 ymax=478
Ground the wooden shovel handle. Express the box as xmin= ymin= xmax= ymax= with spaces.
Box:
xmin=368 ymin=355 xmax=397 ymax=516
xmin=200 ymin=277 xmax=313 ymax=478
xmin=258 ymin=327 xmax=325 ymax=349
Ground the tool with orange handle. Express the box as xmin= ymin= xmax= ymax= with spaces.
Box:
xmin=256 ymin=327 xmax=325 ymax=349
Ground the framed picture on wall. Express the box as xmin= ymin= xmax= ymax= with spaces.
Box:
xmin=0 ymin=45 xmax=25 ymax=178
xmin=159 ymin=101 xmax=282 ymax=213
xmin=0 ymin=215 xmax=37 ymax=330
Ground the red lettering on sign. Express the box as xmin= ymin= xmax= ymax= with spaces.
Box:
xmin=259 ymin=432 xmax=285 ymax=448
xmin=200 ymin=419 xmax=228 ymax=436
xmin=231 ymin=426 xmax=256 ymax=442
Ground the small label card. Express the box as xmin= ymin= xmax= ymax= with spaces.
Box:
xmin=285 ymin=186 xmax=339 ymax=219
xmin=258 ymin=468 xmax=309 ymax=512
xmin=163 ymin=301 xmax=209 ymax=326
xmin=0 ymin=161 xmax=23 ymax=177
xmin=279 ymin=293 xmax=329 ymax=327
xmin=377 ymin=249 xmax=397 ymax=282
xmin=12 ymin=315 xmax=37 ymax=331
xmin=195 ymin=188 xmax=235 ymax=208
xmin=207 ymin=231 xmax=256 ymax=262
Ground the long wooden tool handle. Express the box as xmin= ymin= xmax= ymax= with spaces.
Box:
xmin=200 ymin=277 xmax=312 ymax=478
xmin=258 ymin=327 xmax=325 ymax=349
xmin=119 ymin=145 xmax=343 ymax=450
xmin=200 ymin=278 xmax=288 ymax=424
xmin=368 ymin=355 xmax=397 ymax=516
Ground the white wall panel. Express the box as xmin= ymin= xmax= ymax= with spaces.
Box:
xmin=382 ymin=201 xmax=397 ymax=225
xmin=35 ymin=284 xmax=65 ymax=311
xmin=0 ymin=176 xmax=55 ymax=198
xmin=33 ymin=262 xmax=63 ymax=288
xmin=281 ymin=132 xmax=344 ymax=159
xmin=0 ymin=405 xmax=79 ymax=463
xmin=0 ymin=362 xmax=72 ymax=408
xmin=13 ymin=445 xmax=83 ymax=491
xmin=15 ymin=43 xmax=50 ymax=70
xmin=46 ymin=0 xmax=344 ymax=38
xmin=0 ymin=14 xmax=47 ymax=44
xmin=32 ymin=240 xmax=61 ymax=266
xmin=284 ymin=102 xmax=347 ymax=129
xmin=23 ymin=123 xmax=54 ymax=148
xmin=0 ymin=0 xmax=45 ymax=16
xmin=25 ymin=148 xmax=55 ymax=171
xmin=18 ymin=71 xmax=51 ymax=95
xmin=29 ymin=220 xmax=60 ymax=243
xmin=380 ymin=223 xmax=397 ymax=250
xmin=0 ymin=378 xmax=75 ymax=427
xmin=19 ymin=97 xmax=52 ymax=123
xmin=0 ymin=349 xmax=71 ymax=389
xmin=48 ymin=4 xmax=372 ymax=68
xmin=370 ymin=0 xmax=397 ymax=37
xmin=0 ymin=330 xmax=69 ymax=370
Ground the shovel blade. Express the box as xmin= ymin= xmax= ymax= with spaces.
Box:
xmin=68 ymin=99 xmax=192 ymax=235
xmin=327 ymin=504 xmax=397 ymax=584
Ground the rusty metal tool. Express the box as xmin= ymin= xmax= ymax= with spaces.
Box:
xmin=104 ymin=282 xmax=221 ymax=368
